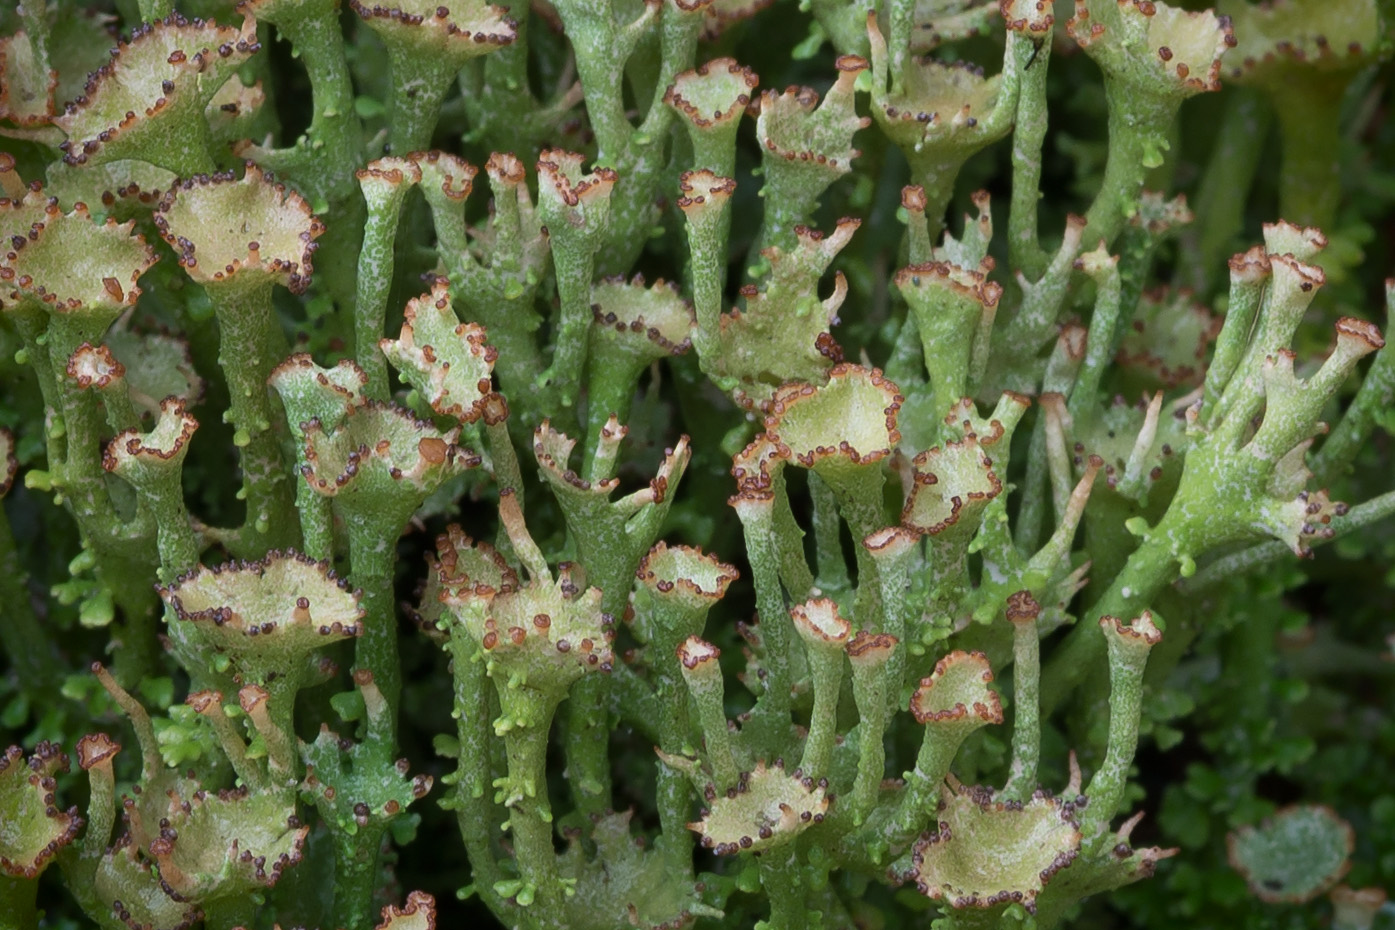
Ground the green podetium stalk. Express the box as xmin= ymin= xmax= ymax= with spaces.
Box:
xmin=753 ymin=56 xmax=868 ymax=258
xmin=302 ymin=670 xmax=435 ymax=930
xmin=1067 ymin=0 xmax=1234 ymax=246
xmin=633 ymin=549 xmax=742 ymax=808
xmin=1045 ymin=227 xmax=1387 ymax=706
xmin=535 ymin=149 xmax=617 ymax=432
xmin=348 ymin=0 xmax=516 ymax=152
xmin=0 ymin=743 xmax=82 ymax=929
xmin=1084 ymin=612 xmax=1160 ymax=832
xmin=426 ymin=526 xmax=514 ymax=917
xmin=1002 ymin=592 xmax=1043 ymax=800
xmin=268 ymin=354 xmax=370 ymax=562
xmin=860 ymin=527 xmax=918 ymax=702
xmin=52 ymin=14 xmax=258 ymax=178
xmin=302 ymin=400 xmax=478 ymax=731
xmin=631 ymin=543 xmax=739 ymax=867
xmin=1 ymin=192 xmax=162 ymax=683
xmin=789 ymin=598 xmax=852 ymax=781
xmin=438 ymin=489 xmax=616 ymax=920
xmin=236 ymin=0 xmax=368 ymax=318
xmin=677 ymin=170 xmax=736 ymax=370
xmin=884 ymin=651 xmax=1003 ymax=844
xmin=845 ymin=631 xmax=898 ymax=825
xmin=676 ymin=635 xmax=740 ymax=793
xmin=354 ymin=156 xmax=426 ymax=400
xmin=895 ymin=257 xmax=1003 ymax=440
xmin=155 ymin=164 xmax=326 ymax=554
xmin=532 ymin=417 xmax=690 ymax=813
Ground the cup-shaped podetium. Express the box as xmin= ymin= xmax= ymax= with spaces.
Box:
xmin=349 ymin=0 xmax=516 ymax=74
xmin=436 ymin=505 xmax=616 ymax=711
xmin=301 ymin=400 xmax=477 ymax=524
xmin=910 ymin=650 xmax=1004 ymax=754
xmin=631 ymin=542 xmax=739 ymax=651
xmin=93 ymin=838 xmax=201 ymax=930
xmin=371 ymin=892 xmax=437 ymax=930
xmin=688 ymin=759 xmax=830 ymax=856
xmin=763 ymin=363 xmax=902 ymax=537
xmin=268 ymin=354 xmax=370 ymax=441
xmin=587 ymin=274 xmax=695 ymax=429
xmin=158 ymin=550 xmax=364 ymax=700
xmin=103 ymin=396 xmax=200 ymax=572
xmin=664 ymin=58 xmax=759 ymax=175
xmin=156 ymin=163 xmax=323 ymax=299
xmin=0 ymin=743 xmax=82 ymax=881
xmin=910 ymin=781 xmax=1083 ymax=914
xmin=0 ymin=196 xmax=157 ymax=349
xmin=1068 ymin=0 xmax=1233 ymax=101
xmin=902 ymin=436 xmax=1003 ymax=552
xmin=138 ymin=786 xmax=308 ymax=905
xmin=380 ymin=275 xmax=501 ymax=424
xmin=102 ymin=396 xmax=198 ymax=485
xmin=53 ymin=14 xmax=259 ymax=175
xmin=754 ymin=56 xmax=868 ymax=253
xmin=894 ymin=259 xmax=1003 ymax=430
xmin=536 ymin=149 xmax=617 ymax=244
xmin=867 ymin=18 xmax=1012 ymax=218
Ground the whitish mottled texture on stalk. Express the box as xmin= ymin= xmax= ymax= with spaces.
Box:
xmin=789 ymin=598 xmax=851 ymax=779
xmin=303 ymin=401 xmax=477 ymax=726
xmin=1068 ymin=0 xmax=1233 ymax=244
xmin=536 ymin=149 xmax=617 ymax=426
